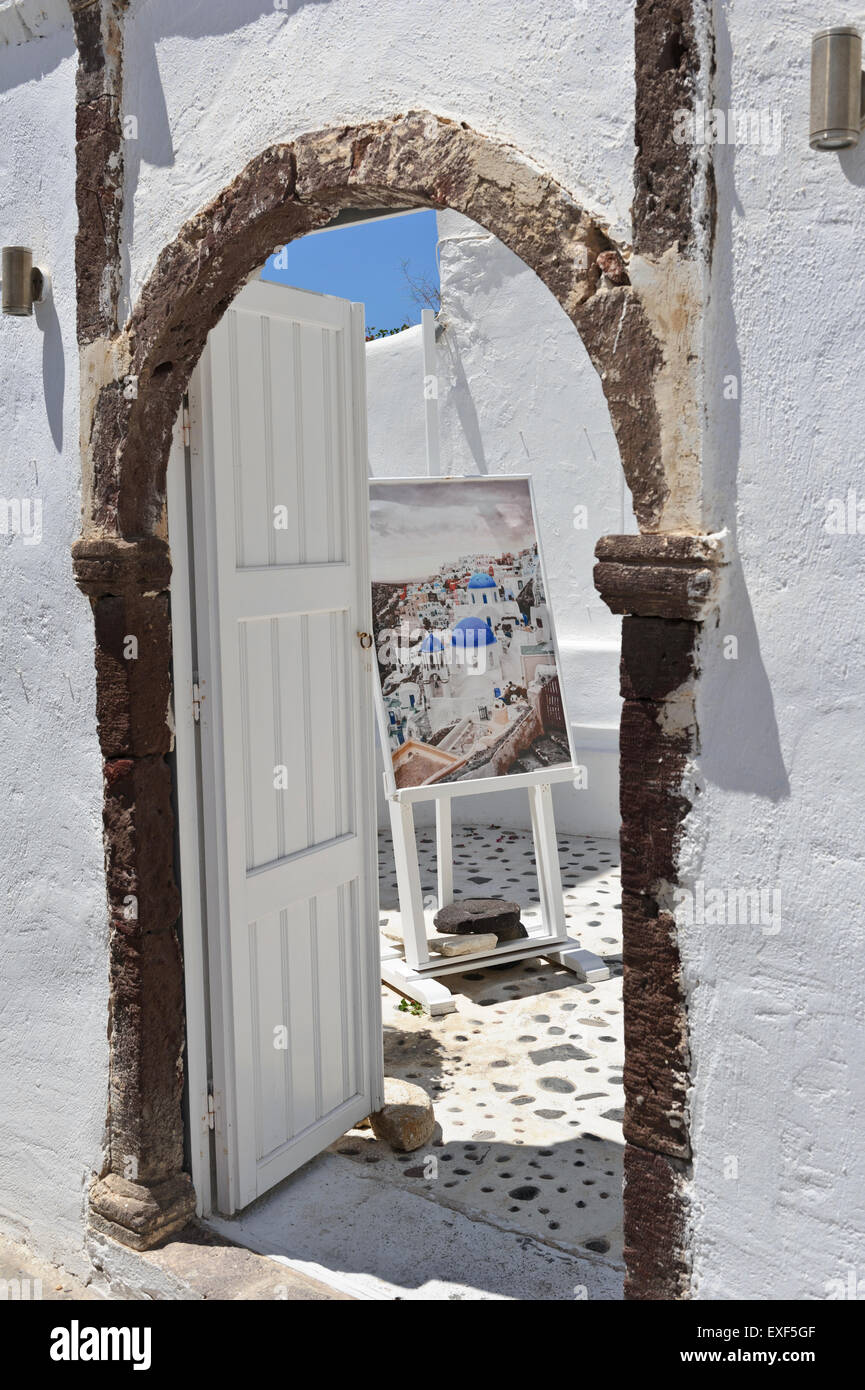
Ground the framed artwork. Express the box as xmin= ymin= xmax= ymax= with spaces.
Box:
xmin=369 ymin=475 xmax=574 ymax=792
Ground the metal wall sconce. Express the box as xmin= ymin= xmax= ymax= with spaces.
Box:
xmin=1 ymin=246 xmax=49 ymax=315
xmin=811 ymin=26 xmax=865 ymax=149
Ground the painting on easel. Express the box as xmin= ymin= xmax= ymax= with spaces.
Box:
xmin=369 ymin=476 xmax=574 ymax=791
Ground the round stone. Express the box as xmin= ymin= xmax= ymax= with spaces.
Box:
xmin=368 ymin=1078 xmax=436 ymax=1153
xmin=434 ymin=897 xmax=524 ymax=937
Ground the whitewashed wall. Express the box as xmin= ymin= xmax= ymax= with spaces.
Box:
xmin=120 ymin=0 xmax=636 ymax=315
xmin=366 ymin=210 xmax=635 ymax=835
xmin=0 ymin=12 xmax=108 ymax=1276
xmin=680 ymin=0 xmax=865 ymax=1300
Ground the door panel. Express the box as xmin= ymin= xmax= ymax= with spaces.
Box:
xmin=235 ymin=611 xmax=354 ymax=871
xmin=188 ymin=278 xmax=382 ymax=1213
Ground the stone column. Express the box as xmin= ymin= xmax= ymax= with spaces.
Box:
xmin=73 ymin=536 xmax=195 ymax=1250
xmin=594 ymin=532 xmax=724 ymax=1299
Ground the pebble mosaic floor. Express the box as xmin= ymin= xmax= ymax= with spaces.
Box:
xmin=329 ymin=826 xmax=625 ymax=1266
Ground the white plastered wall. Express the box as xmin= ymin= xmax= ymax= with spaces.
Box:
xmin=682 ymin=0 xmax=865 ymax=1298
xmin=0 ymin=10 xmax=109 ymax=1275
xmin=119 ymin=0 xmax=636 ymax=314
xmin=365 ymin=209 xmax=636 ymax=835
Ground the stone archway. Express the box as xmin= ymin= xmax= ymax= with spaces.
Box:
xmin=70 ymin=62 xmax=721 ymax=1292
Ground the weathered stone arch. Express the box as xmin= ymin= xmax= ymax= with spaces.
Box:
xmin=71 ymin=16 xmax=721 ymax=1294
xmin=80 ymin=112 xmax=669 ymax=542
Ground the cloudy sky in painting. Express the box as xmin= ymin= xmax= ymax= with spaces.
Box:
xmin=369 ymin=477 xmax=537 ymax=582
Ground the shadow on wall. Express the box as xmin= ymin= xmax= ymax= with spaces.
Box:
xmin=35 ymin=291 xmax=64 ymax=452
xmin=439 ymin=323 xmax=488 ymax=474
xmin=0 ymin=21 xmax=69 ymax=90
xmin=124 ymin=0 xmax=326 ymax=171
xmin=838 ymin=109 xmax=865 ymax=186
xmin=699 ymin=6 xmax=789 ymax=802
xmin=120 ymin=0 xmax=349 ymax=311
xmin=131 ymin=0 xmax=331 ymax=48
xmin=0 ymin=25 xmax=71 ymax=452
xmin=124 ymin=0 xmax=334 ymax=174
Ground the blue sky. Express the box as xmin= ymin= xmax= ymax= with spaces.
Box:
xmin=262 ymin=209 xmax=440 ymax=333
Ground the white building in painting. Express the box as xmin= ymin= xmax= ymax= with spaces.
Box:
xmin=465 ymin=571 xmax=497 ymax=606
xmin=454 ymin=570 xmax=522 ymax=628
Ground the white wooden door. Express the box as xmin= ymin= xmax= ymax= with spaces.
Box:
xmin=188 ymin=278 xmax=382 ymax=1214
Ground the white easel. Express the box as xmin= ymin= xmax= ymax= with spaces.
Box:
xmin=377 ymin=318 xmax=609 ymax=1013
xmin=380 ymin=766 xmax=610 ymax=1015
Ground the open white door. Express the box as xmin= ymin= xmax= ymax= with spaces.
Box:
xmin=187 ymin=278 xmax=383 ymax=1214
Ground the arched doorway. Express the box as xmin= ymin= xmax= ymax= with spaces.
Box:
xmin=72 ymin=111 xmax=721 ymax=1295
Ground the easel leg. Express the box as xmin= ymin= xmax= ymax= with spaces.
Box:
xmin=388 ymin=798 xmax=430 ymax=970
xmin=528 ymin=782 xmax=608 ymax=978
xmin=529 ymin=781 xmax=566 ymax=938
xmin=435 ymin=797 xmax=453 ymax=909
xmin=380 ymin=956 xmax=457 ymax=1017
xmin=544 ymin=942 xmax=610 ymax=982
xmin=528 ymin=786 xmax=551 ymax=929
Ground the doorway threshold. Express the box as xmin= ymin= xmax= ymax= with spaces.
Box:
xmin=204 ymin=1153 xmax=623 ymax=1300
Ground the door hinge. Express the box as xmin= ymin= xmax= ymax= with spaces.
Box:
xmin=206 ymin=1083 xmax=216 ymax=1131
xmin=192 ymin=679 xmax=204 ymax=723
xmin=181 ymin=403 xmax=191 ymax=449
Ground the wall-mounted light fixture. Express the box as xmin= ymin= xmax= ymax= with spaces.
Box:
xmin=811 ymin=26 xmax=865 ymax=149
xmin=1 ymin=247 xmax=49 ymax=315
